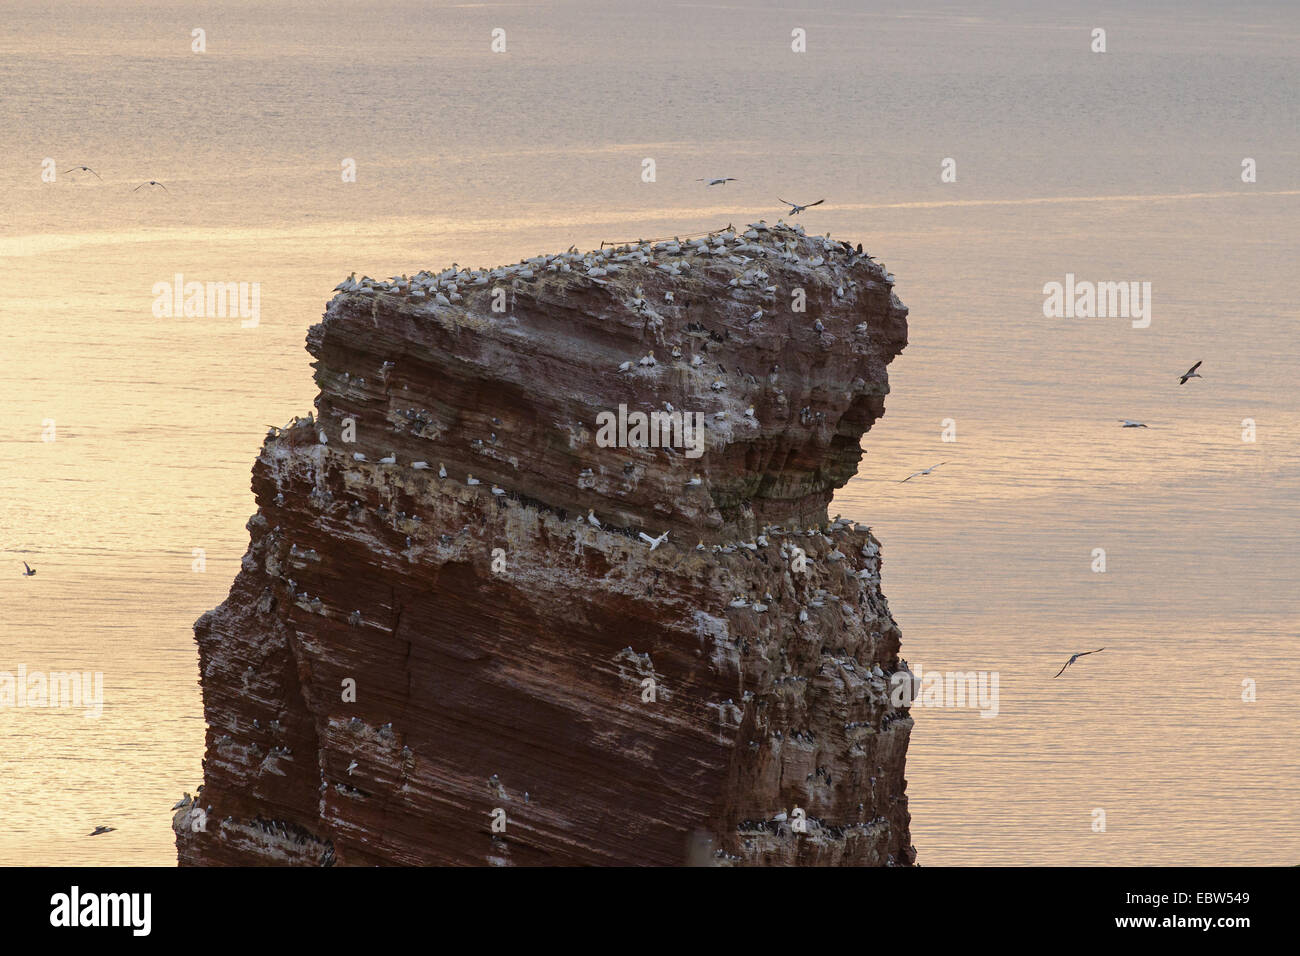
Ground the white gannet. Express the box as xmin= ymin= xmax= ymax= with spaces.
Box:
xmin=778 ymin=198 xmax=825 ymax=216
xmin=132 ymin=180 xmax=168 ymax=191
xmin=638 ymin=352 xmax=656 ymax=367
xmin=638 ymin=530 xmax=670 ymax=550
xmin=333 ymin=272 xmax=356 ymax=292
xmin=619 ymin=361 xmax=634 ymax=372
xmin=466 ymin=475 xmax=481 ymax=485
xmin=412 ymin=461 xmax=430 ymax=469
xmin=347 ymin=760 xmax=358 ymax=775
xmin=22 ymin=562 xmax=36 ymax=577
xmin=64 ymin=165 xmax=103 ymax=180
xmin=438 ymin=463 xmax=447 ymax=478
xmin=685 ymin=476 xmax=702 ymax=487
xmin=318 ymin=430 xmax=328 ymax=444
xmin=1119 ymin=420 xmax=1149 ymax=428
xmin=491 ymin=486 xmax=506 ymax=496
xmin=1054 ymin=647 xmax=1105 ymax=678
xmin=170 ymin=793 xmax=192 ymax=810
xmin=379 ymin=453 xmax=396 ymax=465
xmin=900 ymin=462 xmax=948 ymax=483
xmin=1179 ymin=360 xmax=1203 ymax=385
xmin=698 ymin=177 xmax=738 ymax=186
xmin=586 ymin=510 xmax=601 ymax=528
xmin=352 ymin=452 xmax=366 ymax=462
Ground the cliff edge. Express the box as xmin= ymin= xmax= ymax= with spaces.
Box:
xmin=175 ymin=222 xmax=915 ymax=865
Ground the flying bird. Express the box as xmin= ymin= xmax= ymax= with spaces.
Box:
xmin=899 ymin=462 xmax=948 ymax=483
xmin=1179 ymin=360 xmax=1203 ymax=385
xmin=638 ymin=530 xmax=670 ymax=550
xmin=697 ymin=177 xmax=737 ymax=186
xmin=22 ymin=562 xmax=36 ymax=576
xmin=63 ymin=165 xmax=102 ymax=180
xmin=133 ymin=180 xmax=168 ymax=192
xmin=778 ymin=198 xmax=825 ymax=216
xmin=1119 ymin=420 xmax=1149 ymax=428
xmin=89 ymin=826 xmax=116 ymax=836
xmin=1054 ymin=648 xmax=1105 ymax=678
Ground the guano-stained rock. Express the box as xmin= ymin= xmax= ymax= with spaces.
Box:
xmin=176 ymin=222 xmax=916 ymax=866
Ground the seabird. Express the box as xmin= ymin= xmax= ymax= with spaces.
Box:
xmin=899 ymin=462 xmax=948 ymax=483
xmin=378 ymin=453 xmax=397 ymax=465
xmin=412 ymin=460 xmax=429 ymax=469
xmin=438 ymin=463 xmax=447 ymax=478
xmin=171 ymin=793 xmax=192 ymax=810
xmin=1054 ymin=647 xmax=1105 ymax=678
xmin=63 ymin=165 xmax=102 ymax=180
xmin=133 ymin=180 xmax=168 ymax=191
xmin=698 ymin=177 xmax=738 ymax=186
xmin=778 ymin=198 xmax=825 ymax=216
xmin=21 ymin=562 xmax=36 ymax=576
xmin=466 ymin=475 xmax=481 ymax=485
xmin=586 ymin=510 xmax=601 ymax=528
xmin=638 ymin=530 xmax=670 ymax=550
xmin=89 ymin=826 xmax=116 ymax=836
xmin=1119 ymin=420 xmax=1149 ymax=428
xmin=333 ymin=272 xmax=357 ymax=292
xmin=1179 ymin=360 xmax=1203 ymax=385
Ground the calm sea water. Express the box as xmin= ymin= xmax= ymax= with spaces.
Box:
xmin=1 ymin=0 xmax=1296 ymax=865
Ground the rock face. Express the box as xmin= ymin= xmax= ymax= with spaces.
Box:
xmin=175 ymin=222 xmax=915 ymax=866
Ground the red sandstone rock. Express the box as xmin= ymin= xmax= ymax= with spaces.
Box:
xmin=176 ymin=222 xmax=915 ymax=866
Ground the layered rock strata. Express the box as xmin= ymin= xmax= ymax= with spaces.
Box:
xmin=176 ymin=222 xmax=915 ymax=866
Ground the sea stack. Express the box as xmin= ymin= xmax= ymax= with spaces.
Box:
xmin=176 ymin=222 xmax=914 ymax=866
